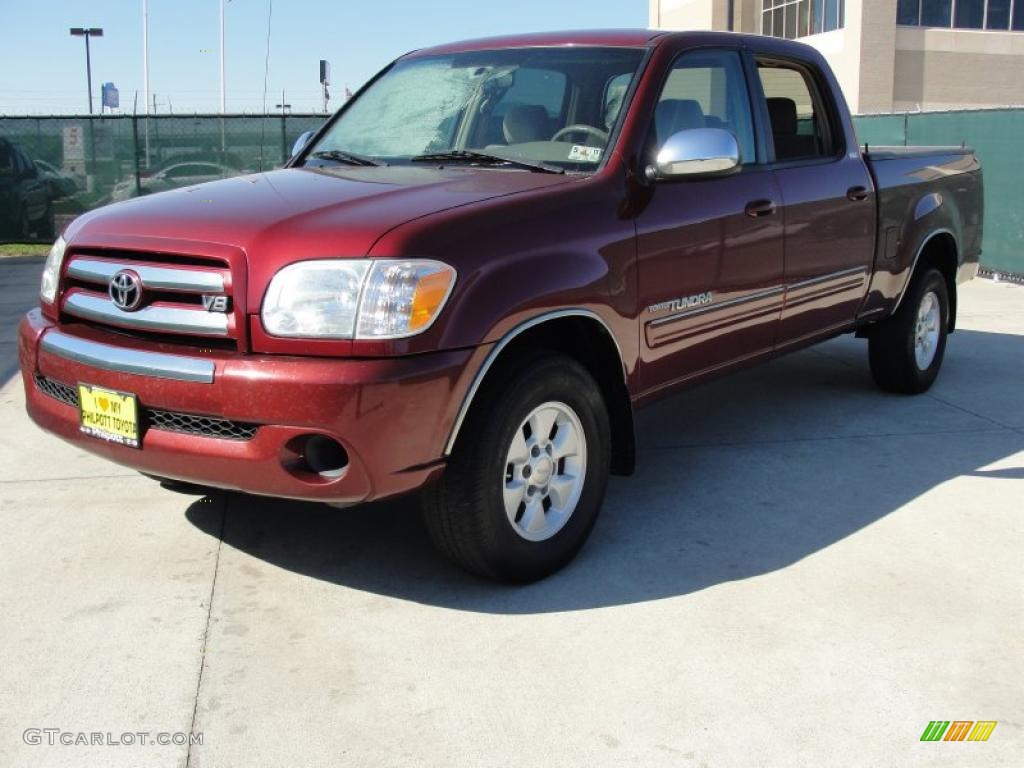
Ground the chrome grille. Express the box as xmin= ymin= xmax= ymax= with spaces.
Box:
xmin=67 ymin=258 xmax=225 ymax=292
xmin=34 ymin=375 xmax=258 ymax=441
xmin=61 ymin=251 xmax=237 ymax=346
xmin=63 ymin=292 xmax=230 ymax=336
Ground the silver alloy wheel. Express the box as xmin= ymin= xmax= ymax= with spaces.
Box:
xmin=914 ymin=290 xmax=941 ymax=370
xmin=502 ymin=401 xmax=587 ymax=542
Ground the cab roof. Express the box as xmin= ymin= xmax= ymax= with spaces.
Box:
xmin=407 ymin=29 xmax=668 ymax=57
xmin=405 ymin=29 xmax=821 ymax=60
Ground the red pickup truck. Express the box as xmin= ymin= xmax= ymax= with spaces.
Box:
xmin=20 ymin=30 xmax=982 ymax=582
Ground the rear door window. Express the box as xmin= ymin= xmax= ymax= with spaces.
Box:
xmin=756 ymin=61 xmax=839 ymax=162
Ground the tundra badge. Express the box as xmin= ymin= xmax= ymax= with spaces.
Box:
xmin=648 ymin=292 xmax=713 ymax=314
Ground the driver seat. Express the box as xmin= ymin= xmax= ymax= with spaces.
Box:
xmin=654 ymin=98 xmax=705 ymax=146
xmin=503 ymin=105 xmax=549 ymax=144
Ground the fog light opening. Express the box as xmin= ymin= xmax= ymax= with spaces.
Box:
xmin=302 ymin=435 xmax=349 ymax=479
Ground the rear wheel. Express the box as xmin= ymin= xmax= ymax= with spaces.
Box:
xmin=868 ymin=268 xmax=949 ymax=394
xmin=423 ymin=353 xmax=611 ymax=583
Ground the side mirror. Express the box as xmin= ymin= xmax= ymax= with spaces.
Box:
xmin=291 ymin=130 xmax=316 ymax=159
xmin=645 ymin=128 xmax=740 ymax=181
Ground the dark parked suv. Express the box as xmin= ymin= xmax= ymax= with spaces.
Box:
xmin=0 ymin=138 xmax=54 ymax=239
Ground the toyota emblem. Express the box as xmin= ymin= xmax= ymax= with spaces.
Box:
xmin=109 ymin=270 xmax=143 ymax=311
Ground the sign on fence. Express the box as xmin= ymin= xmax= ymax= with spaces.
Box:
xmin=62 ymin=124 xmax=85 ymax=176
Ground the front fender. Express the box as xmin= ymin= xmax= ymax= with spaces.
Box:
xmin=367 ymin=169 xmax=639 ymax=368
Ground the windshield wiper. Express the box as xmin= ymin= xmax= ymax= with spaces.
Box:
xmin=410 ymin=149 xmax=564 ymax=174
xmin=310 ymin=149 xmax=384 ymax=167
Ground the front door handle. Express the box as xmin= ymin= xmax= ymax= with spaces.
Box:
xmin=847 ymin=185 xmax=869 ymax=201
xmin=745 ymin=199 xmax=777 ymax=218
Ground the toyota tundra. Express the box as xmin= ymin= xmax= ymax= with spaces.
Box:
xmin=19 ymin=30 xmax=983 ymax=582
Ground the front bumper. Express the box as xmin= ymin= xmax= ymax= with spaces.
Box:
xmin=19 ymin=310 xmax=484 ymax=504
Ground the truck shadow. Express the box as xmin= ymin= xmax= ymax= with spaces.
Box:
xmin=185 ymin=328 xmax=1024 ymax=614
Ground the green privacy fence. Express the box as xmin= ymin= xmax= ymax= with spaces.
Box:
xmin=2 ymin=110 xmax=1022 ymax=274
xmin=854 ymin=109 xmax=1024 ymax=275
xmin=0 ymin=114 xmax=327 ymax=243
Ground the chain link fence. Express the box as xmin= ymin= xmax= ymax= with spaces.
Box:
xmin=0 ymin=114 xmax=326 ymax=243
xmin=2 ymin=110 xmax=1021 ymax=275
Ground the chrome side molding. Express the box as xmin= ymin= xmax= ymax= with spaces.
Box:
xmin=64 ymin=293 xmax=230 ymax=337
xmin=40 ymin=331 xmax=215 ymax=383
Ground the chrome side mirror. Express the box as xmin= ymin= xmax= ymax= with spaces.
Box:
xmin=645 ymin=128 xmax=740 ymax=181
xmin=291 ymin=130 xmax=316 ymax=159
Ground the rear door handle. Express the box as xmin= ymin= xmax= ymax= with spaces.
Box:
xmin=847 ymin=185 xmax=869 ymax=201
xmin=745 ymin=199 xmax=777 ymax=218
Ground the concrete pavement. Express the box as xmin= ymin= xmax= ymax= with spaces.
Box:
xmin=1 ymin=261 xmax=1021 ymax=767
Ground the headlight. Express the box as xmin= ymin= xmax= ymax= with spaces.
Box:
xmin=261 ymin=259 xmax=456 ymax=340
xmin=39 ymin=236 xmax=67 ymax=304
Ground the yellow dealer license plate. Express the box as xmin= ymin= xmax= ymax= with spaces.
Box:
xmin=78 ymin=383 xmax=140 ymax=448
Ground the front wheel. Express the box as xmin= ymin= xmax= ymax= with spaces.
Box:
xmin=423 ymin=353 xmax=611 ymax=583
xmin=868 ymin=268 xmax=949 ymax=394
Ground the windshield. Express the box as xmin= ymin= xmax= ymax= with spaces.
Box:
xmin=306 ymin=47 xmax=646 ymax=173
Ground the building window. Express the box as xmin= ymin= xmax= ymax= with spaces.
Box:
xmin=897 ymin=0 xmax=1024 ymax=29
xmin=761 ymin=0 xmax=844 ymax=38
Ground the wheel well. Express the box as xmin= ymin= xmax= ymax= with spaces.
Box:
xmin=465 ymin=316 xmax=636 ymax=476
xmin=916 ymin=232 xmax=958 ymax=332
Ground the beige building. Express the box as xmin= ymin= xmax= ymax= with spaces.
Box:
xmin=650 ymin=0 xmax=1024 ymax=113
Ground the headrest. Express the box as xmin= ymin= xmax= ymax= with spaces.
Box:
xmin=502 ymin=105 xmax=549 ymax=144
xmin=766 ymin=97 xmax=799 ymax=136
xmin=655 ymin=99 xmax=706 ymax=141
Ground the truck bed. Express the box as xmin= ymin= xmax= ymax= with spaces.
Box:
xmin=859 ymin=145 xmax=984 ymax=319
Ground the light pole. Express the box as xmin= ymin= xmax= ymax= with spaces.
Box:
xmin=220 ymin=0 xmax=226 ymax=113
xmin=219 ymin=0 xmax=227 ymax=156
xmin=70 ymin=27 xmax=104 ymax=114
xmin=142 ymin=0 xmax=149 ymax=115
xmin=142 ymin=0 xmax=151 ymax=168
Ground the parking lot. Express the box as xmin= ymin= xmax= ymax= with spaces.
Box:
xmin=0 ymin=256 xmax=1020 ymax=767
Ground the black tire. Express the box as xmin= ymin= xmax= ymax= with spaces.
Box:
xmin=423 ymin=353 xmax=611 ymax=583
xmin=36 ymin=203 xmax=55 ymax=239
xmin=18 ymin=207 xmax=31 ymax=240
xmin=868 ymin=268 xmax=949 ymax=394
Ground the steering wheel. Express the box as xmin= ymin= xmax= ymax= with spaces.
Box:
xmin=551 ymin=124 xmax=609 ymax=144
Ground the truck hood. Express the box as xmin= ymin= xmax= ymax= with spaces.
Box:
xmin=67 ymin=165 xmax=575 ymax=304
xmin=70 ymin=165 xmax=573 ymax=253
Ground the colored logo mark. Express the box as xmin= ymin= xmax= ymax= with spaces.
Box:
xmin=920 ymin=721 xmax=996 ymax=742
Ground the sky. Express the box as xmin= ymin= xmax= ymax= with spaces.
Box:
xmin=0 ymin=0 xmax=648 ymax=115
